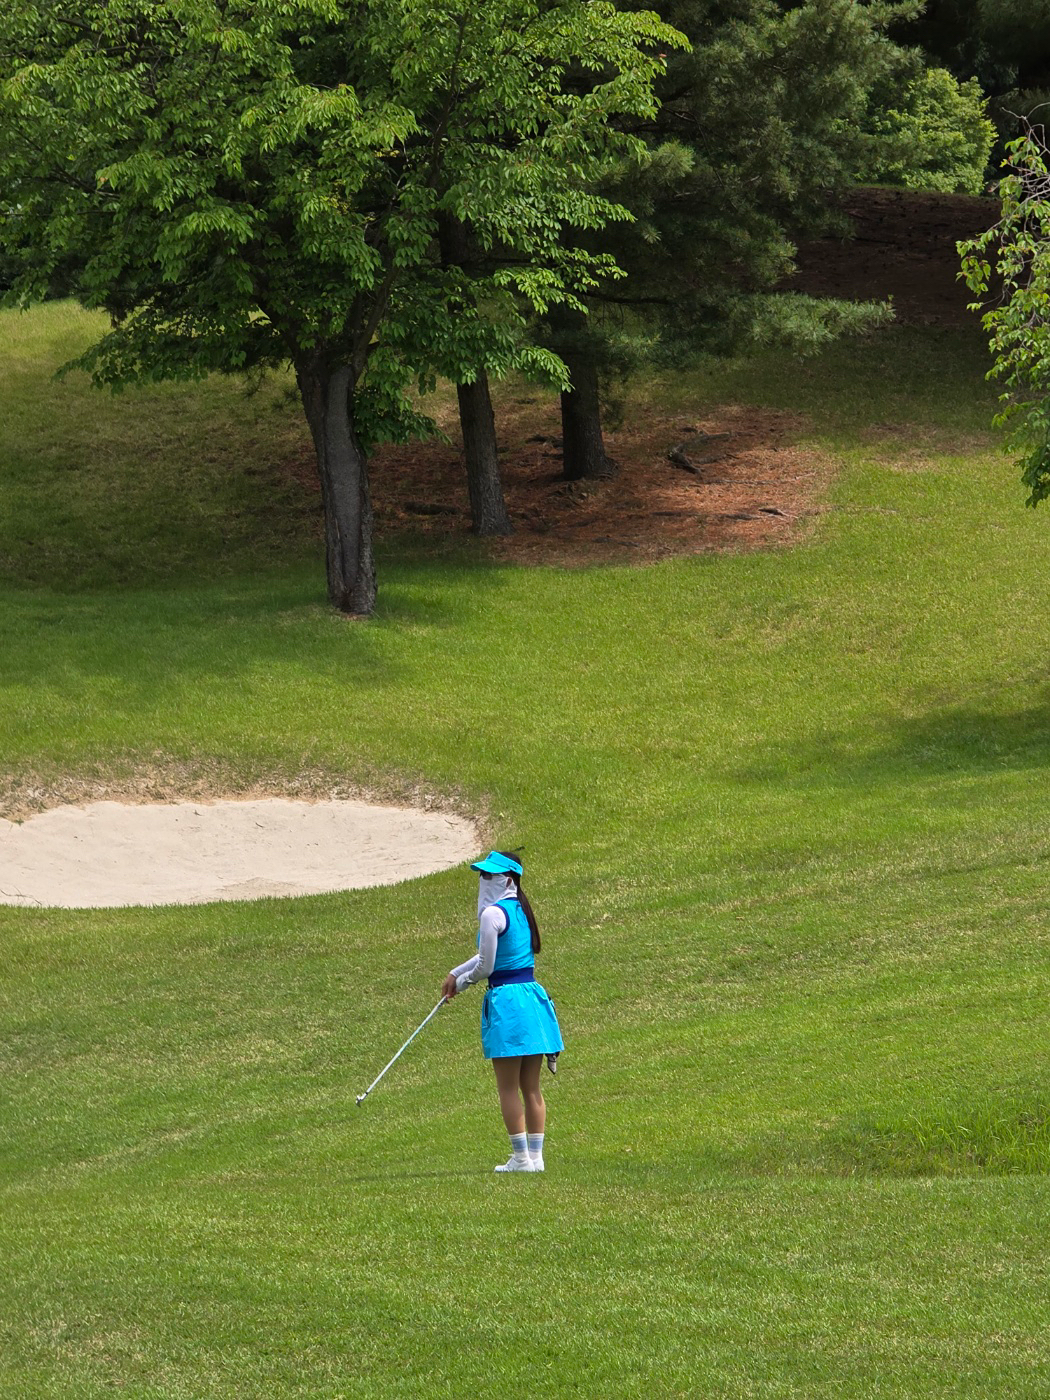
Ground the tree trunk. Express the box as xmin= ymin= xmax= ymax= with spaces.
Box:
xmin=550 ymin=307 xmax=616 ymax=482
xmin=296 ymin=359 xmax=376 ymax=616
xmin=438 ymin=213 xmax=512 ymax=535
xmin=457 ymin=376 xmax=512 ymax=535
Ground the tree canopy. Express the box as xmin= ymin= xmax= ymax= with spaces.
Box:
xmin=0 ymin=0 xmax=683 ymax=612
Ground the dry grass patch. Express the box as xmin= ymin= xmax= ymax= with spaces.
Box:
xmin=0 ymin=757 xmax=484 ymax=826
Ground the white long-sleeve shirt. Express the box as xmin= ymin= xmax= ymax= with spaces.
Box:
xmin=448 ymin=903 xmax=508 ymax=993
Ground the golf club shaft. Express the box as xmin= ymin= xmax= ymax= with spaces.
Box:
xmin=358 ymin=996 xmax=446 ymax=1102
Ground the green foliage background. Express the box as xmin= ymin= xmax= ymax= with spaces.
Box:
xmin=960 ymin=125 xmax=1050 ymax=509
xmin=858 ymin=67 xmax=995 ymax=194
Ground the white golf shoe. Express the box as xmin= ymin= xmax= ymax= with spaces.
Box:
xmin=494 ymin=1153 xmax=538 ymax=1172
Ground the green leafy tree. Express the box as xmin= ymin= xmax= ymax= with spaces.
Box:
xmin=960 ymin=120 xmax=1050 ymax=505
xmin=856 ymin=66 xmax=995 ymax=194
xmin=0 ymin=0 xmax=681 ymax=613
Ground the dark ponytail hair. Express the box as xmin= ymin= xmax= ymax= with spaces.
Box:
xmin=501 ymin=850 xmax=541 ymax=954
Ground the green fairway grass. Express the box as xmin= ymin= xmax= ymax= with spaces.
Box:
xmin=2 ymin=302 xmax=1050 ymax=1397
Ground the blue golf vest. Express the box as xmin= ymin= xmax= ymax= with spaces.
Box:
xmin=481 ymin=897 xmax=534 ymax=974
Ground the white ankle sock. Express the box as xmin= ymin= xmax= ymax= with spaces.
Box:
xmin=494 ymin=1131 xmax=536 ymax=1172
xmin=527 ymin=1132 xmax=545 ymax=1162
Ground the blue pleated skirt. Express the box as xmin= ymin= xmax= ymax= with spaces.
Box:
xmin=481 ymin=980 xmax=564 ymax=1059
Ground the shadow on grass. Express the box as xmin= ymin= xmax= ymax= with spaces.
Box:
xmin=734 ymin=698 xmax=1050 ymax=786
xmin=0 ymin=549 xmax=511 ymax=695
xmin=671 ymin=326 xmax=999 ymax=443
xmin=375 ymin=544 xmax=512 ymax=624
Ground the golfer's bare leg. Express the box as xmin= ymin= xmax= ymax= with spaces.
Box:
xmin=520 ymin=1055 xmax=545 ymax=1135
xmin=493 ymin=1055 xmax=525 ymax=1134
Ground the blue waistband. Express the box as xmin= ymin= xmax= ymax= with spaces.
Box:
xmin=487 ymin=966 xmax=536 ymax=990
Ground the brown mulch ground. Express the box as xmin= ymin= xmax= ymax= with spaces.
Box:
xmin=303 ymin=188 xmax=999 ymax=567
xmin=365 ymin=401 xmax=828 ymax=566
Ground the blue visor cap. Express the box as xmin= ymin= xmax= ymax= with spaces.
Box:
xmin=471 ymin=851 xmax=523 ymax=876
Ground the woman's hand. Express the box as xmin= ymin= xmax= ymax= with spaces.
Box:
xmin=441 ymin=973 xmax=459 ymax=1001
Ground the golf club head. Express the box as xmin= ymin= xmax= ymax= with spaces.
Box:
xmin=356 ymin=1093 xmax=366 ymax=1106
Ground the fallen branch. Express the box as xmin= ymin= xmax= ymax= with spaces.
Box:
xmin=668 ymin=444 xmax=731 ymax=474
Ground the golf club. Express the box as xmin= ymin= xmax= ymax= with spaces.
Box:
xmin=355 ymin=996 xmax=447 ymax=1106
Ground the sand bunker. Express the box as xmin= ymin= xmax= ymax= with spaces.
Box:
xmin=0 ymin=798 xmax=479 ymax=909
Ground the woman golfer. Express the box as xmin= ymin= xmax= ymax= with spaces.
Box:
xmin=442 ymin=850 xmax=563 ymax=1172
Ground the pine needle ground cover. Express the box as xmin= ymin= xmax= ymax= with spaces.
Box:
xmin=2 ymin=303 xmax=1049 ymax=1397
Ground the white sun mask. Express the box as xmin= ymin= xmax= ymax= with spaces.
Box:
xmin=478 ymin=871 xmax=515 ymax=919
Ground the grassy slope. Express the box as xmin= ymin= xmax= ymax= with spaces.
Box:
xmin=2 ymin=304 xmax=1050 ymax=1397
